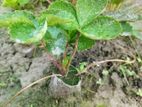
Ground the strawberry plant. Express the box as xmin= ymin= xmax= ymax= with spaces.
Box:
xmin=0 ymin=0 xmax=141 ymax=85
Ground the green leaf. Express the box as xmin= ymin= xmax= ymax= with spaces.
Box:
xmin=48 ymin=1 xmax=79 ymax=30
xmin=80 ymin=16 xmax=122 ymax=40
xmin=2 ymin=0 xmax=19 ymax=8
xmin=62 ymin=56 xmax=70 ymax=68
xmin=18 ymin=0 xmax=30 ymax=6
xmin=68 ymin=30 xmax=78 ymax=43
xmin=136 ymin=89 xmax=142 ymax=97
xmin=121 ymin=22 xmax=133 ymax=36
xmin=9 ymin=21 xmax=47 ymax=44
xmin=38 ymin=10 xmax=70 ymax=26
xmin=76 ymin=0 xmax=108 ymax=27
xmin=129 ymin=21 xmax=142 ymax=40
xmin=110 ymin=0 xmax=124 ymax=4
xmin=68 ymin=32 xmax=95 ymax=51
xmin=78 ymin=36 xmax=95 ymax=51
xmin=0 ymin=10 xmax=36 ymax=27
xmin=44 ymin=27 xmax=68 ymax=56
xmin=2 ymin=0 xmax=30 ymax=8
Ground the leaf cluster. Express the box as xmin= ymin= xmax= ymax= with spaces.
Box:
xmin=0 ymin=0 xmax=122 ymax=53
xmin=0 ymin=0 xmax=142 ymax=76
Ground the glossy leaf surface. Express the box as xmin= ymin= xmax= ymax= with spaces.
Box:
xmin=44 ymin=27 xmax=68 ymax=56
xmin=48 ymin=1 xmax=79 ymax=30
xmin=9 ymin=21 xmax=47 ymax=44
xmin=76 ymin=0 xmax=108 ymax=27
xmin=0 ymin=10 xmax=35 ymax=27
xmin=78 ymin=36 xmax=95 ymax=51
xmin=81 ymin=16 xmax=122 ymax=40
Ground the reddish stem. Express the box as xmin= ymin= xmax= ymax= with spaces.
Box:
xmin=63 ymin=42 xmax=69 ymax=60
xmin=65 ymin=33 xmax=80 ymax=72
xmin=46 ymin=53 xmax=66 ymax=76
xmin=71 ymin=0 xmax=76 ymax=4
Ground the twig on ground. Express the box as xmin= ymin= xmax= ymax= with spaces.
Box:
xmin=3 ymin=74 xmax=62 ymax=107
xmin=77 ymin=57 xmax=136 ymax=76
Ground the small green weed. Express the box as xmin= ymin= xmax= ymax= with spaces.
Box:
xmin=136 ymin=89 xmax=142 ymax=97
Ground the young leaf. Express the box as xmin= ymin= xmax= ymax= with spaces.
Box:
xmin=62 ymin=56 xmax=70 ymax=68
xmin=80 ymin=16 xmax=122 ymax=40
xmin=76 ymin=0 xmax=108 ymax=27
xmin=48 ymin=1 xmax=79 ymax=30
xmin=0 ymin=10 xmax=36 ymax=27
xmin=44 ymin=27 xmax=68 ymax=56
xmin=78 ymin=36 xmax=95 ymax=51
xmin=9 ymin=21 xmax=47 ymax=44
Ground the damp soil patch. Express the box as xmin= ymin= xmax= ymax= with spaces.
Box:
xmin=0 ymin=29 xmax=142 ymax=107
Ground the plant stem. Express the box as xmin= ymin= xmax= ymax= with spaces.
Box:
xmin=71 ymin=0 xmax=76 ymax=4
xmin=65 ymin=33 xmax=80 ymax=72
xmin=63 ymin=42 xmax=69 ymax=60
xmin=46 ymin=53 xmax=66 ymax=76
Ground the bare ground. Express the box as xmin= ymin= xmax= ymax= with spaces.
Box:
xmin=0 ymin=29 xmax=142 ymax=107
